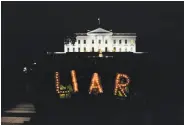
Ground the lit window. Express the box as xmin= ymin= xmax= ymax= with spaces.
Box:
xmin=114 ymin=40 xmax=116 ymax=44
xmin=105 ymin=40 xmax=107 ymax=44
xmin=84 ymin=47 xmax=86 ymax=52
xmin=92 ymin=47 xmax=94 ymax=52
xmin=130 ymin=40 xmax=134 ymax=45
xmin=67 ymin=48 xmax=69 ymax=52
xmin=119 ymin=40 xmax=122 ymax=44
xmin=99 ymin=40 xmax=101 ymax=44
xmin=73 ymin=48 xmax=75 ymax=52
xmin=113 ymin=47 xmax=116 ymax=52
xmin=125 ymin=40 xmax=127 ymax=44
xmin=78 ymin=40 xmax=80 ymax=44
xmin=105 ymin=47 xmax=108 ymax=52
xmin=92 ymin=40 xmax=94 ymax=44
xmin=84 ymin=40 xmax=86 ymax=44
xmin=78 ymin=48 xmax=80 ymax=52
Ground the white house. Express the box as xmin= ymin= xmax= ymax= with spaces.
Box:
xmin=64 ymin=27 xmax=136 ymax=53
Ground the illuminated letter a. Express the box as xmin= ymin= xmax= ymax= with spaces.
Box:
xmin=89 ymin=73 xmax=103 ymax=95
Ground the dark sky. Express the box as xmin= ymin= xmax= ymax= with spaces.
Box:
xmin=2 ymin=2 xmax=184 ymax=113
xmin=2 ymin=1 xmax=184 ymax=67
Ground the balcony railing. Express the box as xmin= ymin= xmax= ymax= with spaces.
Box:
xmin=75 ymin=33 xmax=87 ymax=36
xmin=113 ymin=33 xmax=136 ymax=36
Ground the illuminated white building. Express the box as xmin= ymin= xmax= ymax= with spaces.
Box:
xmin=64 ymin=27 xmax=136 ymax=53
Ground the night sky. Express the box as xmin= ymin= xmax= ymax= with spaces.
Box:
xmin=2 ymin=2 xmax=184 ymax=61
xmin=2 ymin=2 xmax=184 ymax=124
xmin=2 ymin=1 xmax=184 ymax=100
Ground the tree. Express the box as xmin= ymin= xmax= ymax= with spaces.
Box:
xmin=64 ymin=36 xmax=76 ymax=45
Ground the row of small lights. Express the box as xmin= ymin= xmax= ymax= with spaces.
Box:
xmin=88 ymin=56 xmax=113 ymax=58
xmin=55 ymin=72 xmax=60 ymax=94
xmin=55 ymin=71 xmax=79 ymax=95
xmin=71 ymin=70 xmax=79 ymax=92
xmin=55 ymin=71 xmax=130 ymax=97
xmin=60 ymin=91 xmax=70 ymax=94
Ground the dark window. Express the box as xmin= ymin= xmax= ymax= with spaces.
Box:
xmin=73 ymin=48 xmax=75 ymax=52
xmin=67 ymin=48 xmax=69 ymax=52
xmin=113 ymin=47 xmax=116 ymax=52
xmin=78 ymin=40 xmax=80 ymax=44
xmin=92 ymin=47 xmax=94 ymax=52
xmin=119 ymin=40 xmax=122 ymax=44
xmin=125 ymin=40 xmax=127 ymax=44
xmin=125 ymin=48 xmax=127 ymax=52
xmin=105 ymin=47 xmax=108 ymax=52
xmin=99 ymin=40 xmax=101 ymax=44
xmin=84 ymin=40 xmax=86 ymax=44
xmin=84 ymin=47 xmax=86 ymax=52
xmin=114 ymin=40 xmax=116 ymax=44
xmin=131 ymin=47 xmax=133 ymax=51
xmin=119 ymin=48 xmax=121 ymax=52
xmin=78 ymin=48 xmax=80 ymax=52
xmin=105 ymin=40 xmax=107 ymax=44
xmin=92 ymin=40 xmax=94 ymax=44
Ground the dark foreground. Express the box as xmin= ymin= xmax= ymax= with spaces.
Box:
xmin=2 ymin=53 xmax=184 ymax=125
xmin=31 ymin=97 xmax=150 ymax=125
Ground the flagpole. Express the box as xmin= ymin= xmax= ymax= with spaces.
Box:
xmin=98 ymin=18 xmax=100 ymax=26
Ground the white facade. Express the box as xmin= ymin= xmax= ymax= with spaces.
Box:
xmin=64 ymin=27 xmax=136 ymax=53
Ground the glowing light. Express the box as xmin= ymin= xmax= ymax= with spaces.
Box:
xmin=55 ymin=71 xmax=131 ymax=97
xmin=55 ymin=72 xmax=60 ymax=93
xmin=1 ymin=117 xmax=31 ymax=123
xmin=113 ymin=47 xmax=116 ymax=52
xmin=114 ymin=73 xmax=130 ymax=97
xmin=59 ymin=84 xmax=72 ymax=99
xmin=130 ymin=40 xmax=135 ymax=45
xmin=89 ymin=73 xmax=103 ymax=95
xmin=71 ymin=70 xmax=79 ymax=92
xmin=98 ymin=49 xmax=103 ymax=57
xmin=23 ymin=67 xmax=27 ymax=73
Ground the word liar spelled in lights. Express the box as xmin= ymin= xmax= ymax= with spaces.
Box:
xmin=55 ymin=70 xmax=130 ymax=98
